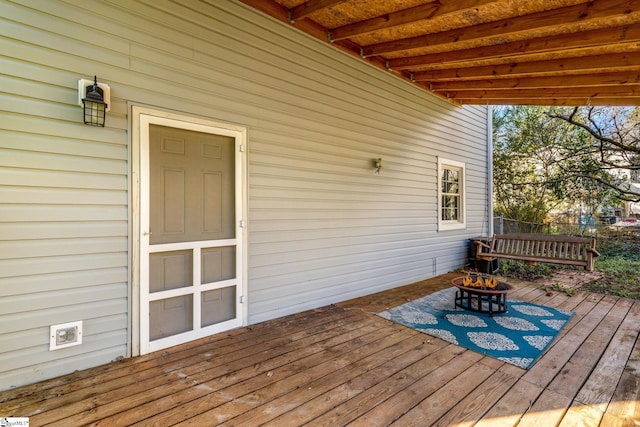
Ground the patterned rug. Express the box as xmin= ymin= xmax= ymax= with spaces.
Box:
xmin=378 ymin=287 xmax=574 ymax=369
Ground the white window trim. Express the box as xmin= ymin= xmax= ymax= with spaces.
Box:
xmin=438 ymin=157 xmax=467 ymax=231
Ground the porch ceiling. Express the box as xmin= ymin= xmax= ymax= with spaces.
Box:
xmin=240 ymin=0 xmax=640 ymax=106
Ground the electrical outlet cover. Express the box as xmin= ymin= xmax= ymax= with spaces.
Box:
xmin=50 ymin=321 xmax=83 ymax=351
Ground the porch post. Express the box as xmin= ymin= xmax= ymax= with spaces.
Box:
xmin=487 ymin=105 xmax=494 ymax=237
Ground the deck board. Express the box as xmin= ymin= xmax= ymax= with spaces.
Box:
xmin=241 ymin=333 xmax=436 ymax=426
xmin=1 ymin=271 xmax=638 ymax=426
xmin=391 ymin=360 xmax=498 ymax=426
xmin=598 ymin=304 xmax=640 ymax=427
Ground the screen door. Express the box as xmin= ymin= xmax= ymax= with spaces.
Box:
xmin=138 ymin=115 xmax=244 ymax=354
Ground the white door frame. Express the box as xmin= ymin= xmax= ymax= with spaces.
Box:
xmin=130 ymin=106 xmax=248 ymax=356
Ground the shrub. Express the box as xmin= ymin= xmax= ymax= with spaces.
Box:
xmin=498 ymin=259 xmax=554 ymax=281
xmin=586 ymin=236 xmax=640 ymax=299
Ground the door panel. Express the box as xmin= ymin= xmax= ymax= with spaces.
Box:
xmin=139 ymin=116 xmax=244 ymax=354
xmin=150 ymin=296 xmax=193 ymax=341
xmin=201 ymin=287 xmax=236 ymax=327
xmin=149 ymin=125 xmax=235 ymax=245
xmin=149 ymin=250 xmax=192 ymax=293
xmin=201 ymin=246 xmax=236 ymax=283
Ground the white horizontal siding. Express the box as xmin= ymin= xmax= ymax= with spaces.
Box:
xmin=0 ymin=222 xmax=127 ymax=240
xmin=0 ymin=0 xmax=489 ymax=389
xmin=0 ymin=237 xmax=126 ymax=259
xmin=1 ymin=0 xmax=131 ymax=390
xmin=0 ymin=268 xmax=128 ymax=298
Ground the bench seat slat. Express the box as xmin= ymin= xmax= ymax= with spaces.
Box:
xmin=490 ymin=253 xmax=589 ymax=266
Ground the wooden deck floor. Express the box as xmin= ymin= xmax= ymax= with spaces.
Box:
xmin=1 ymin=272 xmax=639 ymax=426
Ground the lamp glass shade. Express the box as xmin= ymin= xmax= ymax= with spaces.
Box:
xmin=82 ymin=78 xmax=107 ymax=126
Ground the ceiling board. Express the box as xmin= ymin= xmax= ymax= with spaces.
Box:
xmin=240 ymin=0 xmax=640 ymax=106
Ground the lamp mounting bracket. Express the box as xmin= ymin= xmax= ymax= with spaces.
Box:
xmin=78 ymin=78 xmax=111 ymax=112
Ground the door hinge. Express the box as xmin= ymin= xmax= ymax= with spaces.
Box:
xmin=239 ymin=219 xmax=246 ymax=228
xmin=240 ymin=295 xmax=246 ymax=303
xmin=239 ymin=144 xmax=245 ymax=152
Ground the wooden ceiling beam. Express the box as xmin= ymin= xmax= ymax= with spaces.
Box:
xmin=428 ymin=71 xmax=640 ymax=91
xmin=459 ymin=97 xmax=640 ymax=106
xmin=412 ymin=52 xmax=640 ymax=81
xmin=242 ymin=0 xmax=640 ymax=106
xmin=444 ymin=85 xmax=640 ymax=101
xmin=389 ymin=24 xmax=640 ymax=71
xmin=241 ymin=0 xmax=454 ymax=105
xmin=330 ymin=0 xmax=496 ymax=41
xmin=290 ymin=0 xmax=348 ymax=22
xmin=363 ymin=0 xmax=635 ymax=57
xmin=416 ymin=42 xmax=640 ymax=72
xmin=239 ymin=0 xmax=326 ymax=37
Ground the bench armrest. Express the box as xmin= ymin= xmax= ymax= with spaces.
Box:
xmin=474 ymin=240 xmax=492 ymax=250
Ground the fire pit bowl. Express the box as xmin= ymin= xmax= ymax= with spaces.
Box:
xmin=451 ymin=274 xmax=514 ymax=316
xmin=451 ymin=274 xmax=514 ymax=293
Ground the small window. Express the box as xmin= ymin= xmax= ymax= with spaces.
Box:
xmin=438 ymin=158 xmax=466 ymax=230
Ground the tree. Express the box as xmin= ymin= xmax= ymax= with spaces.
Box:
xmin=492 ymin=106 xmax=640 ymax=226
xmin=492 ymin=106 xmax=587 ymax=223
xmin=548 ymin=107 xmax=640 ymax=203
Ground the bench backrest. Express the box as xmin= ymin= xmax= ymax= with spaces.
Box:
xmin=491 ymin=233 xmax=594 ymax=261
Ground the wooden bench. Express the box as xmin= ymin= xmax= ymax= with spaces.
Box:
xmin=474 ymin=233 xmax=600 ymax=272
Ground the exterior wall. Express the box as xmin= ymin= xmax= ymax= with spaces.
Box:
xmin=0 ymin=0 xmax=489 ymax=390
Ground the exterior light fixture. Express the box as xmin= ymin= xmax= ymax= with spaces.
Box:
xmin=374 ymin=158 xmax=382 ymax=175
xmin=78 ymin=76 xmax=110 ymax=127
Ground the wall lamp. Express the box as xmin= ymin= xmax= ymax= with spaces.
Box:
xmin=78 ymin=76 xmax=110 ymax=127
xmin=374 ymin=158 xmax=382 ymax=175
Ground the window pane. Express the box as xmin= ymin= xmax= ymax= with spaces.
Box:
xmin=441 ymin=169 xmax=459 ymax=194
xmin=445 ymin=182 xmax=459 ymax=194
xmin=443 ymin=195 xmax=459 ymax=208
xmin=441 ymin=196 xmax=460 ymax=220
xmin=442 ymin=207 xmax=458 ymax=221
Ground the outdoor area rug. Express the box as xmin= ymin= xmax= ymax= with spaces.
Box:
xmin=378 ymin=287 xmax=574 ymax=369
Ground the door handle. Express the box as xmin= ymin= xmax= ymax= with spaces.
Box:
xmin=143 ymin=231 xmax=152 ymax=236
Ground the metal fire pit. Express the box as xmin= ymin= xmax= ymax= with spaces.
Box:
xmin=451 ymin=275 xmax=515 ymax=317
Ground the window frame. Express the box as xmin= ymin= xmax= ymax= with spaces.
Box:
xmin=437 ymin=157 xmax=466 ymax=231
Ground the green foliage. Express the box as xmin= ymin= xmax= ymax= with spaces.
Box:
xmin=597 ymin=237 xmax=640 ymax=260
xmin=584 ymin=237 xmax=640 ymax=299
xmin=492 ymin=106 xmax=581 ymax=223
xmin=492 ymin=106 xmax=639 ymax=223
xmin=548 ymin=106 xmax=640 ymax=203
xmin=583 ymin=274 xmax=640 ymax=300
xmin=498 ymin=259 xmax=553 ymax=281
xmin=494 ymin=237 xmax=640 ymax=300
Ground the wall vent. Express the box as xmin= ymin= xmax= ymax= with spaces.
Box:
xmin=50 ymin=321 xmax=83 ymax=351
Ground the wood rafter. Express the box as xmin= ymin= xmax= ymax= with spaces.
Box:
xmin=388 ymin=24 xmax=640 ymax=71
xmin=442 ymin=85 xmax=640 ymax=100
xmin=412 ymin=52 xmax=640 ymax=81
xmin=459 ymin=97 xmax=637 ymax=106
xmin=428 ymin=71 xmax=640 ymax=91
xmin=330 ymin=0 xmax=496 ymax=41
xmin=290 ymin=0 xmax=348 ymax=22
xmin=240 ymin=0 xmax=640 ymax=106
xmin=363 ymin=1 xmax=637 ymax=57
